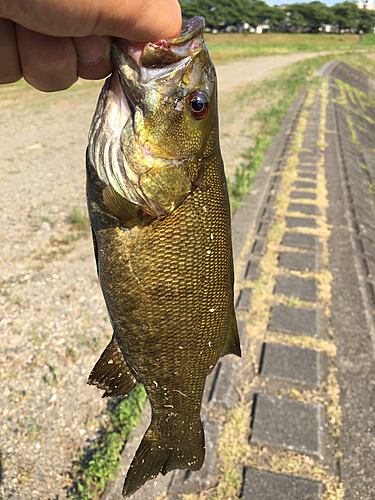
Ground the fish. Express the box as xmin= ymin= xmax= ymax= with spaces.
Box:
xmin=85 ymin=16 xmax=241 ymax=498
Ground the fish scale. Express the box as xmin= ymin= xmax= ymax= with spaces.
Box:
xmin=86 ymin=16 xmax=240 ymax=497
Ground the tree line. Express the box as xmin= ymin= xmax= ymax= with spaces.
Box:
xmin=179 ymin=0 xmax=375 ymax=33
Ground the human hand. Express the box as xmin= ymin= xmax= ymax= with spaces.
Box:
xmin=0 ymin=0 xmax=182 ymax=92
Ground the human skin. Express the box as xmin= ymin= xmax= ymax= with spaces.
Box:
xmin=0 ymin=0 xmax=182 ymax=91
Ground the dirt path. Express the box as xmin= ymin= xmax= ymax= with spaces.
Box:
xmin=217 ymin=50 xmax=371 ymax=91
xmin=0 ymin=51 xmax=360 ymax=499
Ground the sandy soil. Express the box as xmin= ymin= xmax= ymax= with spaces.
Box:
xmin=0 ymin=50 xmax=352 ymax=499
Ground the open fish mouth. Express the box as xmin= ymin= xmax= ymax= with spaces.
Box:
xmin=87 ymin=16 xmax=212 ymax=220
xmin=113 ymin=16 xmax=205 ymax=72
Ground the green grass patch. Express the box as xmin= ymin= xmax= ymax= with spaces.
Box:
xmin=344 ymin=53 xmax=375 ymax=80
xmin=68 ymin=385 xmax=147 ymax=500
xmin=205 ymin=32 xmax=366 ymax=65
xmin=68 ymin=206 xmax=91 ymax=233
xmin=362 ymin=33 xmax=375 ymax=45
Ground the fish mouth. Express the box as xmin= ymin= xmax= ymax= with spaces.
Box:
xmin=113 ymin=16 xmax=205 ymax=71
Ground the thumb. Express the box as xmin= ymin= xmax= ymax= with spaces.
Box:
xmin=0 ymin=0 xmax=182 ymax=41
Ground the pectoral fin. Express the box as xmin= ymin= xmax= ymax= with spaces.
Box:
xmin=140 ymin=164 xmax=192 ymax=215
xmin=88 ymin=335 xmax=138 ymax=398
xmin=103 ymin=185 xmax=142 ymax=228
xmin=220 ymin=310 xmax=241 ymax=358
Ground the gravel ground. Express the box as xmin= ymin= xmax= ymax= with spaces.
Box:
xmin=0 ymin=51 xmax=350 ymax=500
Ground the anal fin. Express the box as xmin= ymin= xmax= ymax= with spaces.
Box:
xmin=88 ymin=335 xmax=138 ymax=398
xmin=220 ymin=309 xmax=241 ymax=358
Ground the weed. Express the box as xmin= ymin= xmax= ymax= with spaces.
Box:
xmin=68 ymin=206 xmax=91 ymax=233
xmin=18 ymin=468 xmax=31 ymax=483
xmin=8 ymin=390 xmax=27 ymax=402
xmin=365 ymin=181 xmax=375 ymax=196
xmin=30 ymin=326 xmax=47 ymax=346
xmin=69 ymin=385 xmax=147 ymax=499
xmin=325 ymin=367 xmax=342 ymax=439
xmin=44 ymin=365 xmax=59 ymax=386
xmin=66 ymin=346 xmax=80 ymax=362
xmin=287 ymin=297 xmax=300 ymax=307
xmin=41 ymin=215 xmax=53 ymax=224
xmin=358 ymin=161 xmax=369 ymax=172
xmin=26 ymin=418 xmax=43 ymax=438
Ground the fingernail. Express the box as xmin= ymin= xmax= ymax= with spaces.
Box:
xmin=74 ymin=35 xmax=109 ymax=65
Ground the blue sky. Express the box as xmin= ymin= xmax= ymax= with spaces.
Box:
xmin=264 ymin=0 xmax=349 ymax=5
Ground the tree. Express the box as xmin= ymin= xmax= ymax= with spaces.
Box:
xmin=330 ymin=1 xmax=359 ymax=31
xmin=358 ymin=7 xmax=375 ymax=32
xmin=285 ymin=4 xmax=309 ymax=31
xmin=179 ymin=0 xmax=259 ymax=30
xmin=305 ymin=2 xmax=334 ymax=31
xmin=266 ymin=6 xmax=287 ymax=30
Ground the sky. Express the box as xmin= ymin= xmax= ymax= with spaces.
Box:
xmin=264 ymin=0 xmax=349 ymax=6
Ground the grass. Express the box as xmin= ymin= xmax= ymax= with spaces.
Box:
xmin=205 ymin=32 xmax=366 ymax=65
xmin=68 ymin=206 xmax=91 ymax=232
xmin=362 ymin=33 xmax=375 ymax=45
xmin=68 ymin=385 xmax=147 ymax=500
xmin=228 ymin=53 xmax=336 ymax=202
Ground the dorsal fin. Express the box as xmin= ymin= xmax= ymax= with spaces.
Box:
xmin=220 ymin=310 xmax=241 ymax=358
xmin=88 ymin=335 xmax=138 ymax=398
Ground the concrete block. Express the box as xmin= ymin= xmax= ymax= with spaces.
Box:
xmin=251 ymin=393 xmax=321 ymax=455
xmin=298 ymin=172 xmax=317 ymax=180
xmin=279 ymin=252 xmax=318 ymax=271
xmin=208 ymin=361 xmax=239 ymax=409
xmin=290 ymin=190 xmax=317 ymax=200
xmin=286 ymin=217 xmax=317 ymax=229
xmin=236 ymin=288 xmax=252 ymax=311
xmin=241 ymin=468 xmax=322 ymax=500
xmin=275 ymin=275 xmax=318 ymax=301
xmin=260 ymin=342 xmax=320 ymax=386
xmin=244 ymin=259 xmax=261 ymax=280
xmin=288 ymin=203 xmax=319 ymax=215
xmin=293 ymin=181 xmax=317 ymax=189
xmin=252 ymin=239 xmax=267 ymax=255
xmin=268 ymin=305 xmax=319 ymax=337
xmin=169 ymin=421 xmax=222 ymax=494
xmin=281 ymin=232 xmax=318 ymax=250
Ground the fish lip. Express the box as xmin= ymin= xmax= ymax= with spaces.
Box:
xmin=159 ymin=15 xmax=205 ymax=47
xmin=111 ymin=16 xmax=205 ymax=82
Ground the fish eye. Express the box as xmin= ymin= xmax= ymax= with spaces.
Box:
xmin=188 ymin=91 xmax=210 ymax=120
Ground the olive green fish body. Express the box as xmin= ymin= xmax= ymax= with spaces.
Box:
xmin=86 ymin=17 xmax=240 ymax=497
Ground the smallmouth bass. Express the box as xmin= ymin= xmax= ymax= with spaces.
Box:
xmin=86 ymin=16 xmax=240 ymax=497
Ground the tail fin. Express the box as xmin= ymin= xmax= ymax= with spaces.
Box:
xmin=122 ymin=420 xmax=205 ymax=498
